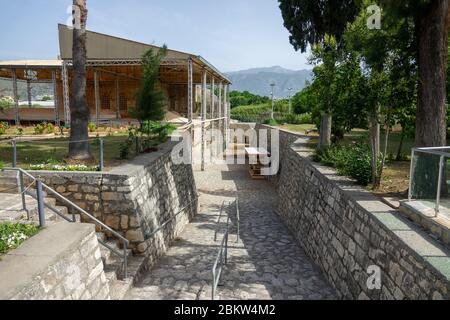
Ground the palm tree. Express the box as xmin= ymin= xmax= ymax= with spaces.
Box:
xmin=69 ymin=0 xmax=92 ymax=161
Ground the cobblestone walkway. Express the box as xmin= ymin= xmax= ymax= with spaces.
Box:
xmin=125 ymin=164 xmax=336 ymax=300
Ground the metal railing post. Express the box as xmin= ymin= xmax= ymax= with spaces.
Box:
xmin=99 ymin=138 xmax=104 ymax=172
xmin=236 ymin=197 xmax=240 ymax=243
xmin=408 ymin=149 xmax=415 ymax=202
xmin=436 ymin=155 xmax=445 ymax=215
xmin=212 ymin=268 xmax=216 ymax=300
xmin=36 ymin=180 xmax=46 ymax=228
xmin=123 ymin=242 xmax=128 ymax=279
xmin=12 ymin=139 xmax=17 ymax=168
xmin=18 ymin=170 xmax=28 ymax=218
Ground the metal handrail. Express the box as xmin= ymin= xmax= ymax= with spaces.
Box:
xmin=212 ymin=216 xmax=230 ymax=301
xmin=1 ymin=167 xmax=130 ymax=278
xmin=146 ymin=196 xmax=199 ymax=239
xmin=214 ymin=201 xmax=225 ymax=242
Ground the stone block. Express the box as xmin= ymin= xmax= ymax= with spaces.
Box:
xmin=104 ymin=215 xmax=120 ymax=229
xmin=126 ymin=230 xmax=145 ymax=243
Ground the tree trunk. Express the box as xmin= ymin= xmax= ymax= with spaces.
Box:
xmin=69 ymin=0 xmax=92 ymax=161
xmin=369 ymin=108 xmax=380 ymax=188
xmin=396 ymin=131 xmax=405 ymax=161
xmin=319 ymin=114 xmax=332 ymax=149
xmin=412 ymin=1 xmax=450 ymax=198
xmin=415 ymin=0 xmax=450 ymax=148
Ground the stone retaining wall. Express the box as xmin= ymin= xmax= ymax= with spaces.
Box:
xmin=27 ymin=140 xmax=198 ymax=268
xmin=0 ymin=223 xmax=109 ymax=300
xmin=259 ymin=125 xmax=450 ymax=300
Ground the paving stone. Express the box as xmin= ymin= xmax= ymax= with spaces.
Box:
xmin=125 ymin=164 xmax=336 ymax=300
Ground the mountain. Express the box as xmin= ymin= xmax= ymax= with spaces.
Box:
xmin=225 ymin=66 xmax=313 ymax=98
xmin=0 ymin=79 xmax=53 ymax=100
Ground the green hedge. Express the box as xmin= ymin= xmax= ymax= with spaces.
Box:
xmin=231 ymin=103 xmax=313 ymax=126
xmin=315 ymin=143 xmax=373 ymax=186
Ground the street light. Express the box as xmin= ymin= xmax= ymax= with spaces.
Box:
xmin=270 ymin=83 xmax=275 ymax=119
xmin=288 ymin=87 xmax=293 ymax=114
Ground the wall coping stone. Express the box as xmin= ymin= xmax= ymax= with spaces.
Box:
xmin=0 ymin=222 xmax=95 ymax=299
xmin=109 ymin=140 xmax=178 ymax=177
xmin=26 ymin=140 xmax=178 ymax=179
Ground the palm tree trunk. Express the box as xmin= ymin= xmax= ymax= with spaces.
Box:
xmin=69 ymin=0 xmax=92 ymax=161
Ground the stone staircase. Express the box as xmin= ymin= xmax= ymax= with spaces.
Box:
xmin=0 ymin=172 xmax=146 ymax=300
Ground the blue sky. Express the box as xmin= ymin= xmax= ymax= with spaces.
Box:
xmin=0 ymin=0 xmax=310 ymax=72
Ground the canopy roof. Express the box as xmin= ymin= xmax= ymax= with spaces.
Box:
xmin=58 ymin=24 xmax=230 ymax=83
xmin=0 ymin=25 xmax=231 ymax=84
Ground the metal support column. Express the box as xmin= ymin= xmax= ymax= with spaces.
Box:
xmin=94 ymin=70 xmax=100 ymax=127
xmin=115 ymin=77 xmax=120 ymax=120
xmin=227 ymin=84 xmax=231 ymax=146
xmin=211 ymin=77 xmax=215 ymax=159
xmin=223 ymin=84 xmax=229 ymax=148
xmin=201 ymin=70 xmax=207 ymax=171
xmin=62 ymin=61 xmax=70 ymax=125
xmin=436 ymin=155 xmax=445 ymax=215
xmin=187 ymin=58 xmax=194 ymax=164
xmin=188 ymin=58 xmax=194 ymax=122
xmin=12 ymin=69 xmax=20 ymax=126
xmin=27 ymin=79 xmax=32 ymax=108
xmin=52 ymin=70 xmax=60 ymax=127
xmin=218 ymin=82 xmax=223 ymax=152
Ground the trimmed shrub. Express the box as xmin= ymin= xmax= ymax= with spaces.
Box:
xmin=315 ymin=143 xmax=372 ymax=186
xmin=283 ymin=113 xmax=313 ymax=125
xmin=88 ymin=122 xmax=97 ymax=133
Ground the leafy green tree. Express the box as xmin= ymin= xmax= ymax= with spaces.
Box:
xmin=279 ymin=0 xmax=362 ymax=148
xmin=131 ymin=46 xmax=168 ymax=132
xmin=309 ymin=35 xmax=341 ymax=148
xmin=229 ymin=90 xmax=270 ymax=108
xmin=291 ymin=84 xmax=315 ymax=115
xmin=279 ymin=0 xmax=360 ymax=52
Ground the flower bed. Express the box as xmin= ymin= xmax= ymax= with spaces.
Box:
xmin=29 ymin=164 xmax=99 ymax=172
xmin=0 ymin=223 xmax=40 ymax=255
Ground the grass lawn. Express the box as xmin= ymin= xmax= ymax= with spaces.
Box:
xmin=0 ymin=135 xmax=129 ymax=170
xmin=277 ymin=124 xmax=318 ymax=135
xmin=276 ymin=124 xmax=413 ymax=196
xmin=371 ymin=161 xmax=410 ymax=197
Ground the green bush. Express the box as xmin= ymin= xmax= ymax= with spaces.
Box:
xmin=263 ymin=118 xmax=279 ymax=126
xmin=283 ymin=113 xmax=313 ymax=125
xmin=231 ymin=104 xmax=271 ymax=122
xmin=0 ymin=223 xmax=39 ymax=255
xmin=88 ymin=122 xmax=97 ymax=133
xmin=0 ymin=122 xmax=8 ymax=135
xmin=46 ymin=123 xmax=55 ymax=134
xmin=33 ymin=123 xmax=46 ymax=135
xmin=315 ymin=143 xmax=373 ymax=186
xmin=0 ymin=99 xmax=13 ymax=109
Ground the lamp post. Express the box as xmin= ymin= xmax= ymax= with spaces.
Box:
xmin=288 ymin=87 xmax=293 ymax=114
xmin=270 ymin=83 xmax=275 ymax=119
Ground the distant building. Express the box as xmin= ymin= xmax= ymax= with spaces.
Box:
xmin=0 ymin=24 xmax=231 ymax=127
